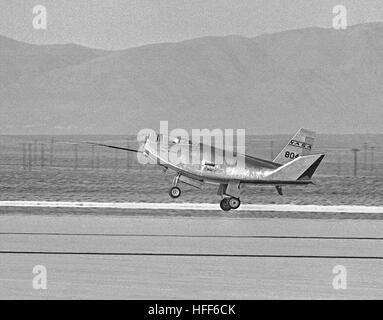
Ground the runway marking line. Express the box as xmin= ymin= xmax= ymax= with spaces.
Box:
xmin=2 ymin=232 xmax=383 ymax=240
xmin=1 ymin=250 xmax=383 ymax=260
xmin=0 ymin=201 xmax=382 ymax=213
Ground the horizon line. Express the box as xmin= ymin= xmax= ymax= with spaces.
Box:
xmin=1 ymin=21 xmax=383 ymax=51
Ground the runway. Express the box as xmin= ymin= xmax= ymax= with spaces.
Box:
xmin=1 ymin=211 xmax=383 ymax=299
xmin=0 ymin=201 xmax=383 ymax=213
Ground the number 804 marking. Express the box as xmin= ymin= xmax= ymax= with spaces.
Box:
xmin=285 ymin=151 xmax=300 ymax=159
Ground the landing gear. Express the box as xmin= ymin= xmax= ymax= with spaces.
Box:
xmin=169 ymin=186 xmax=181 ymax=199
xmin=220 ymin=198 xmax=231 ymax=211
xmin=228 ymin=197 xmax=240 ymax=210
xmin=219 ymin=197 xmax=241 ymax=211
xmin=217 ymin=183 xmax=242 ymax=211
xmin=169 ymin=174 xmax=182 ymax=199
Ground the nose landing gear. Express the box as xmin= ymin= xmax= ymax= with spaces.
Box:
xmin=169 ymin=186 xmax=181 ymax=198
xmin=169 ymin=174 xmax=182 ymax=199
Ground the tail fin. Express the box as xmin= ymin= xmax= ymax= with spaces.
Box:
xmin=273 ymin=128 xmax=315 ymax=165
xmin=268 ymin=154 xmax=325 ymax=181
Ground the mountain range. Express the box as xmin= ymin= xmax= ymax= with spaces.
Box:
xmin=1 ymin=22 xmax=383 ymax=134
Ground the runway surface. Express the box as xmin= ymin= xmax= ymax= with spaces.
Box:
xmin=1 ymin=209 xmax=383 ymax=299
xmin=0 ymin=201 xmax=383 ymax=213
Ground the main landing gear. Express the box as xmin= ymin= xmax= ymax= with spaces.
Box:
xmin=220 ymin=197 xmax=241 ymax=211
xmin=217 ymin=183 xmax=241 ymax=211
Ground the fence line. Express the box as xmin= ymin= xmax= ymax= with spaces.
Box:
xmin=0 ymin=137 xmax=382 ymax=177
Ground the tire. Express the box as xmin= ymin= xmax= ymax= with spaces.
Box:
xmin=228 ymin=197 xmax=241 ymax=210
xmin=169 ymin=187 xmax=181 ymax=198
xmin=220 ymin=198 xmax=231 ymax=211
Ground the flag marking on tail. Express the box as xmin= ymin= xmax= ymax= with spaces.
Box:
xmin=288 ymin=140 xmax=313 ymax=150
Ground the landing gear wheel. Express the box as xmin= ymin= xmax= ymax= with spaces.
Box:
xmin=220 ymin=198 xmax=231 ymax=211
xmin=169 ymin=186 xmax=181 ymax=199
xmin=228 ymin=197 xmax=241 ymax=210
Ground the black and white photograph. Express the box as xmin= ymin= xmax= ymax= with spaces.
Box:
xmin=0 ymin=0 xmax=383 ymax=304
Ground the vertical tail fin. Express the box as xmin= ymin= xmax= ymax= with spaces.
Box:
xmin=273 ymin=128 xmax=315 ymax=165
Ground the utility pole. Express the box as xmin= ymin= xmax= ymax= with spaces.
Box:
xmin=351 ymin=148 xmax=359 ymax=177
xmin=74 ymin=144 xmax=78 ymax=170
xmin=40 ymin=143 xmax=45 ymax=168
xmin=96 ymin=149 xmax=100 ymax=170
xmin=91 ymin=145 xmax=95 ymax=169
xmin=22 ymin=143 xmax=26 ymax=170
xmin=33 ymin=140 xmax=38 ymax=164
xmin=370 ymin=146 xmax=375 ymax=173
xmin=28 ymin=143 xmax=32 ymax=171
xmin=50 ymin=137 xmax=54 ymax=167
xmin=363 ymin=142 xmax=368 ymax=170
xmin=114 ymin=149 xmax=118 ymax=171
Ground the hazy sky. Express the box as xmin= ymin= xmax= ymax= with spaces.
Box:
xmin=1 ymin=0 xmax=383 ymax=49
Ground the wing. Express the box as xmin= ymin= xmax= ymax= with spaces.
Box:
xmin=85 ymin=142 xmax=141 ymax=153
